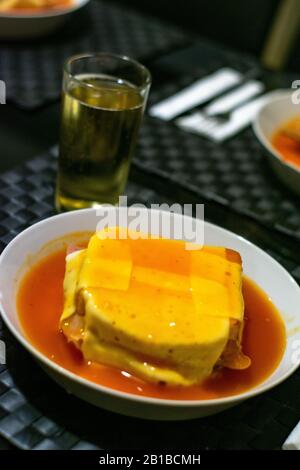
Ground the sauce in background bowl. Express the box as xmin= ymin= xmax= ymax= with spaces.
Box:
xmin=272 ymin=117 xmax=300 ymax=169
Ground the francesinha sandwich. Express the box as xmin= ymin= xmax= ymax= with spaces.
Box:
xmin=60 ymin=228 xmax=250 ymax=386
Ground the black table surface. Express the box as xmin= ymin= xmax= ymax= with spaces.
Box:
xmin=0 ymin=0 xmax=190 ymax=109
xmin=0 ymin=7 xmax=300 ymax=451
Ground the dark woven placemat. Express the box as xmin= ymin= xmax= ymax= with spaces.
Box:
xmin=0 ymin=0 xmax=190 ymax=109
xmin=0 ymin=148 xmax=300 ymax=450
xmin=134 ymin=116 xmax=300 ymax=243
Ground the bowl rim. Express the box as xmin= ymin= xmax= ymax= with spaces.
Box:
xmin=252 ymin=90 xmax=300 ymax=175
xmin=0 ymin=0 xmax=89 ymax=19
xmin=0 ymin=207 xmax=299 ymax=408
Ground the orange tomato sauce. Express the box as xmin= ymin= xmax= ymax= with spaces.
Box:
xmin=272 ymin=117 xmax=300 ymax=169
xmin=5 ymin=0 xmax=73 ymax=14
xmin=17 ymin=248 xmax=286 ymax=400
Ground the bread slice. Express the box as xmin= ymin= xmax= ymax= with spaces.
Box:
xmin=60 ymin=229 xmax=250 ymax=386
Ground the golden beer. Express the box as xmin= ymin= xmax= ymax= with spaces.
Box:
xmin=56 ymin=54 xmax=151 ymax=211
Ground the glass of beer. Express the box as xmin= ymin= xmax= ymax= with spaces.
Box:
xmin=56 ymin=53 xmax=151 ymax=211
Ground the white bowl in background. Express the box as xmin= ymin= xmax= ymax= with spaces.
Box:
xmin=253 ymin=90 xmax=300 ymax=196
xmin=0 ymin=207 xmax=299 ymax=420
xmin=0 ymin=0 xmax=90 ymax=39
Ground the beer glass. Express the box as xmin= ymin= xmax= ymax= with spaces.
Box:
xmin=56 ymin=53 xmax=151 ymax=211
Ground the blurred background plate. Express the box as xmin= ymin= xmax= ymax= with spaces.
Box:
xmin=0 ymin=0 xmax=90 ymax=39
xmin=253 ymin=90 xmax=300 ymax=197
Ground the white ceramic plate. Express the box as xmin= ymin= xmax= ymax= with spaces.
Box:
xmin=0 ymin=0 xmax=90 ymax=38
xmin=0 ymin=207 xmax=299 ymax=420
xmin=253 ymin=90 xmax=300 ymax=196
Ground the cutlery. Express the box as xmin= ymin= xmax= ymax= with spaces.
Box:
xmin=176 ymin=92 xmax=273 ymax=142
xmin=149 ymin=67 xmax=260 ymax=121
xmin=149 ymin=68 xmax=243 ymax=120
xmin=201 ymin=80 xmax=264 ymax=123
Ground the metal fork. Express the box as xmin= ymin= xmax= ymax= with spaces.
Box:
xmin=201 ymin=80 xmax=265 ymax=124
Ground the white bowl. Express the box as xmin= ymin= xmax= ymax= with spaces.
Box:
xmin=253 ymin=90 xmax=300 ymax=196
xmin=0 ymin=207 xmax=300 ymax=420
xmin=0 ymin=0 xmax=90 ymax=39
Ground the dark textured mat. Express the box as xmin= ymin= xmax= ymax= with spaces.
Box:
xmin=0 ymin=148 xmax=299 ymax=450
xmin=134 ymin=116 xmax=300 ymax=243
xmin=0 ymin=0 xmax=189 ymax=109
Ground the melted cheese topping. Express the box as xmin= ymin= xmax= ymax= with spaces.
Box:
xmin=61 ymin=228 xmax=249 ymax=385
